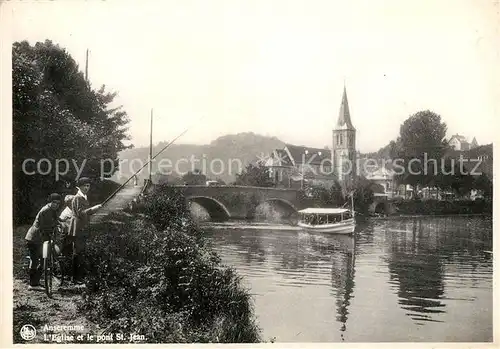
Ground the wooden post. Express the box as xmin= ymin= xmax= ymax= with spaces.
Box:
xmin=149 ymin=109 xmax=153 ymax=182
xmin=85 ymin=49 xmax=89 ymax=81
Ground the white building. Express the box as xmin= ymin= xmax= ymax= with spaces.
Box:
xmin=449 ymin=134 xmax=478 ymax=151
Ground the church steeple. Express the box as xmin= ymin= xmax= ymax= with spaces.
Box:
xmin=336 ymin=85 xmax=355 ymax=130
xmin=332 ymin=83 xmax=357 ymax=186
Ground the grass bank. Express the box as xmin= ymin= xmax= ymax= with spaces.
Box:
xmin=13 ymin=185 xmax=263 ymax=344
xmin=79 ymin=185 xmax=262 ymax=343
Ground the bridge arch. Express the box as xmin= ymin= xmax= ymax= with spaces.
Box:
xmin=187 ymin=196 xmax=231 ymax=222
xmin=264 ymin=198 xmax=298 ymax=213
xmin=252 ymin=198 xmax=299 ymax=221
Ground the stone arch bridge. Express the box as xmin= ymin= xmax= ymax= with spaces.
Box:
xmin=151 ymin=185 xmax=302 ymax=221
xmin=144 ymin=184 xmax=393 ymax=221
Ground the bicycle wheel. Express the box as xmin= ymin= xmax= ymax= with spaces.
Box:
xmin=52 ymin=245 xmax=64 ymax=287
xmin=43 ymin=246 xmax=53 ymax=298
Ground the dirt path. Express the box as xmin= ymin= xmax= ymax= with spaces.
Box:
xmin=13 ymin=279 xmax=99 ymax=344
xmin=12 ymin=183 xmax=143 ymax=344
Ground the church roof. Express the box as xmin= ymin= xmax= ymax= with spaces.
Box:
xmin=336 ymin=86 xmax=355 ymax=130
xmin=284 ymin=144 xmax=332 ymax=165
xmin=266 ymin=148 xmax=293 ymax=167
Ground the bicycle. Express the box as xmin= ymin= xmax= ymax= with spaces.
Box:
xmin=42 ymin=227 xmax=66 ymax=298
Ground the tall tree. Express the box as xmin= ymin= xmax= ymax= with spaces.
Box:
xmin=391 ymin=110 xmax=448 ymax=189
xmin=13 ymin=40 xmax=131 ymax=223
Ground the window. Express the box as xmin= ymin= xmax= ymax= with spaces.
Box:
xmin=328 ymin=214 xmax=340 ymax=223
xmin=339 ymin=134 xmax=343 ymax=145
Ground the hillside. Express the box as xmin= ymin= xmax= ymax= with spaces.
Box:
xmin=112 ymin=132 xmax=285 ymax=184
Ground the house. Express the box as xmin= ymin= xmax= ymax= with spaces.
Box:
xmin=448 ymin=134 xmax=479 ymax=151
xmin=265 ymin=145 xmax=334 ymax=189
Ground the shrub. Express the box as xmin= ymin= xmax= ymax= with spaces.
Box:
xmin=142 ymin=185 xmax=206 ymax=244
xmin=79 ymin=187 xmax=262 ymax=343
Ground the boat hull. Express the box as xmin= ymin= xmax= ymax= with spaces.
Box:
xmin=298 ymin=218 xmax=355 ymax=234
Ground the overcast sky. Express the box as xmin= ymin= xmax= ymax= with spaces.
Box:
xmin=8 ymin=0 xmax=499 ymax=152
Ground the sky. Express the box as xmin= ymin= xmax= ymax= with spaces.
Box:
xmin=6 ymin=0 xmax=500 ymax=153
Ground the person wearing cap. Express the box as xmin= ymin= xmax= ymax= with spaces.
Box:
xmin=25 ymin=193 xmax=62 ymax=290
xmin=67 ymin=177 xmax=102 ymax=284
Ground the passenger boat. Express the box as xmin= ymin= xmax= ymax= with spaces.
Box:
xmin=297 ymin=194 xmax=355 ymax=234
xmin=297 ymin=208 xmax=355 ymax=234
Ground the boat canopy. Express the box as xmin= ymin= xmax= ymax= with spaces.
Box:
xmin=298 ymin=208 xmax=350 ymax=214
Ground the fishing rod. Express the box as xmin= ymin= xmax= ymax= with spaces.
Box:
xmin=100 ymin=115 xmax=205 ymax=206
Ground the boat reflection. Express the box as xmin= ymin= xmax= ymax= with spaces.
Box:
xmin=203 ymin=215 xmax=492 ymax=342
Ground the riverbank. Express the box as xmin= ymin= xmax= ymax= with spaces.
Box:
xmin=364 ymin=213 xmax=492 ymax=222
xmin=390 ymin=198 xmax=492 ymax=216
xmin=12 ymin=186 xmax=263 ymax=344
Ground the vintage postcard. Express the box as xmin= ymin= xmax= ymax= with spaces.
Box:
xmin=1 ymin=0 xmax=498 ymax=347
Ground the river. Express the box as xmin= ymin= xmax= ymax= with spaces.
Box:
xmin=204 ymin=216 xmax=493 ymax=342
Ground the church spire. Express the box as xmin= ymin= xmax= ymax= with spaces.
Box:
xmin=336 ymin=85 xmax=355 ymax=130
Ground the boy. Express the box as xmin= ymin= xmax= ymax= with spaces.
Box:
xmin=25 ymin=193 xmax=62 ymax=290
xmin=67 ymin=177 xmax=101 ymax=284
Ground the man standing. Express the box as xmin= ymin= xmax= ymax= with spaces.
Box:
xmin=68 ymin=177 xmax=102 ymax=284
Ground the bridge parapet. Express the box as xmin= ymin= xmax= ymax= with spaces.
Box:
xmin=150 ymin=184 xmax=302 ymax=220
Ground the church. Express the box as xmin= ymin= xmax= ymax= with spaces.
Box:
xmin=265 ymin=86 xmax=357 ymax=189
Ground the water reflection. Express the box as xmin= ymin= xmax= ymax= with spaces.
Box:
xmin=329 ymin=238 xmax=355 ymax=338
xmin=382 ymin=216 xmax=492 ymax=325
xmin=209 ymin=228 xmax=358 ymax=337
xmin=205 ymin=215 xmax=492 ymax=342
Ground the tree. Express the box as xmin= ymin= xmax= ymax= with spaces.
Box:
xmin=328 ymin=180 xmax=345 ymax=206
xmin=473 ymin=173 xmax=492 ymax=199
xmin=350 ymin=176 xmax=374 ymax=214
xmin=13 ymin=40 xmax=131 ymax=223
xmin=234 ymin=163 xmax=273 ymax=187
xmin=391 ymin=110 xmax=449 ymax=189
xmin=300 ymin=181 xmax=346 ymax=208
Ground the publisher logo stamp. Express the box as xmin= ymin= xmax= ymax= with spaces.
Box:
xmin=20 ymin=324 xmax=36 ymax=341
